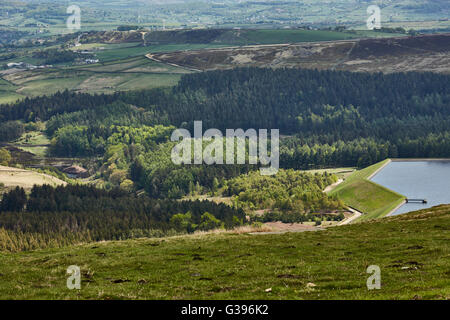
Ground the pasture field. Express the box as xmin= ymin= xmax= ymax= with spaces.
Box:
xmin=94 ymin=44 xmax=157 ymax=62
xmin=14 ymin=132 xmax=50 ymax=146
xmin=0 ymin=79 xmax=23 ymax=104
xmin=94 ymin=43 xmax=231 ymax=62
xmin=73 ymin=56 xmax=190 ymax=74
xmin=12 ymin=132 xmax=50 ymax=157
xmin=0 ymin=205 xmax=448 ymax=300
xmin=0 ymin=56 xmax=186 ymax=101
xmin=0 ymin=93 xmax=24 ymax=105
xmin=1 ymin=40 xmax=210 ymax=103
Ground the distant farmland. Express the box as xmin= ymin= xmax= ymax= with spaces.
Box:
xmin=0 ymin=29 xmax=411 ymax=104
xmin=0 ymin=56 xmax=186 ymax=102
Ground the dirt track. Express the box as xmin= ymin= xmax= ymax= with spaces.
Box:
xmin=338 ymin=207 xmax=362 ymax=226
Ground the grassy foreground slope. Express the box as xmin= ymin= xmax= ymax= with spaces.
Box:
xmin=330 ymin=160 xmax=406 ymax=221
xmin=0 ymin=206 xmax=449 ymax=300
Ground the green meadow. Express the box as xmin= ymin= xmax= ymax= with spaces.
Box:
xmin=0 ymin=205 xmax=448 ymax=300
xmin=0 ymin=79 xmax=24 ymax=104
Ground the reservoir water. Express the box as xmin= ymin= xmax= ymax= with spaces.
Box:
xmin=370 ymin=161 xmax=450 ymax=215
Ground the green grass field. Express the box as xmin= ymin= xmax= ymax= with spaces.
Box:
xmin=95 ymin=43 xmax=231 ymax=62
xmin=14 ymin=132 xmax=49 ymax=146
xmin=0 ymin=79 xmax=24 ymax=104
xmin=73 ymin=56 xmax=190 ymax=74
xmin=0 ymin=92 xmax=24 ymax=104
xmin=12 ymin=131 xmax=50 ymax=157
xmin=0 ymin=56 xmax=186 ymax=102
xmin=0 ymin=205 xmax=448 ymax=300
xmin=330 ymin=160 xmax=406 ymax=221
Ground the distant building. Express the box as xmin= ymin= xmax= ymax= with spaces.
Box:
xmin=84 ymin=59 xmax=99 ymax=64
xmin=6 ymin=62 xmax=46 ymax=70
xmin=6 ymin=62 xmax=24 ymax=68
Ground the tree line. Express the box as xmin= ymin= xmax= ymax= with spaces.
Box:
xmin=0 ymin=184 xmax=246 ymax=251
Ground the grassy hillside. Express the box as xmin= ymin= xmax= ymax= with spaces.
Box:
xmin=0 ymin=205 xmax=448 ymax=300
xmin=330 ymin=160 xmax=406 ymax=221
